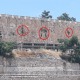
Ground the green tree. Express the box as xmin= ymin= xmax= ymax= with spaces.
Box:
xmin=57 ymin=39 xmax=64 ymax=43
xmin=69 ymin=36 xmax=79 ymax=47
xmin=41 ymin=10 xmax=52 ymax=19
xmin=58 ymin=36 xmax=78 ymax=52
xmin=58 ymin=39 xmax=69 ymax=52
xmin=0 ymin=42 xmax=16 ymax=57
xmin=71 ymin=17 xmax=76 ymax=21
xmin=57 ymin=13 xmax=76 ymax=21
xmin=58 ymin=36 xmax=80 ymax=63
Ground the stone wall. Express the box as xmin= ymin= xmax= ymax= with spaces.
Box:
xmin=0 ymin=14 xmax=80 ymax=44
xmin=0 ymin=57 xmax=80 ymax=80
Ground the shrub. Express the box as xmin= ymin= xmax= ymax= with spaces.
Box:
xmin=58 ymin=36 xmax=80 ymax=63
xmin=0 ymin=42 xmax=16 ymax=57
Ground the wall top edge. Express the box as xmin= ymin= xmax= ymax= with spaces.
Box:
xmin=0 ymin=14 xmax=79 ymax=23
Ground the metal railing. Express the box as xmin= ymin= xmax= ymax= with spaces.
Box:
xmin=17 ymin=43 xmax=59 ymax=49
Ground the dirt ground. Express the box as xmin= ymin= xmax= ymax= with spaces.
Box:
xmin=12 ymin=48 xmax=62 ymax=58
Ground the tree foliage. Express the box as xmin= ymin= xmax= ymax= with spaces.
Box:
xmin=41 ymin=10 xmax=52 ymax=19
xmin=0 ymin=42 xmax=16 ymax=57
xmin=69 ymin=36 xmax=79 ymax=47
xmin=58 ymin=36 xmax=80 ymax=63
xmin=57 ymin=39 xmax=64 ymax=43
xmin=57 ymin=13 xmax=76 ymax=21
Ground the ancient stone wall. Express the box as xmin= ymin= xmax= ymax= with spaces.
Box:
xmin=0 ymin=57 xmax=80 ymax=80
xmin=0 ymin=14 xmax=80 ymax=44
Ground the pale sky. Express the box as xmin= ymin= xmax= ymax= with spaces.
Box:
xmin=0 ymin=0 xmax=80 ymax=21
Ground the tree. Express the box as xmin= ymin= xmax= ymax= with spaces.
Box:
xmin=58 ymin=39 xmax=69 ymax=52
xmin=57 ymin=39 xmax=64 ymax=43
xmin=41 ymin=10 xmax=52 ymax=19
xmin=69 ymin=36 xmax=79 ymax=47
xmin=58 ymin=36 xmax=80 ymax=63
xmin=57 ymin=13 xmax=76 ymax=21
xmin=0 ymin=42 xmax=16 ymax=57
xmin=58 ymin=36 xmax=79 ymax=51
xmin=71 ymin=17 xmax=76 ymax=22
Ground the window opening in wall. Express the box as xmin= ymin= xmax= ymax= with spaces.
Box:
xmin=40 ymin=28 xmax=48 ymax=38
xmin=0 ymin=31 xmax=2 ymax=41
xmin=0 ymin=31 xmax=1 ymax=35
xmin=67 ymin=30 xmax=70 ymax=35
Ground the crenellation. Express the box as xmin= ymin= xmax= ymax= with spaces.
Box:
xmin=30 ymin=17 xmax=33 ymax=20
xmin=18 ymin=15 xmax=20 ymax=19
xmin=58 ymin=20 xmax=61 ymax=22
xmin=24 ymin=16 xmax=27 ymax=19
xmin=11 ymin=15 xmax=14 ymax=18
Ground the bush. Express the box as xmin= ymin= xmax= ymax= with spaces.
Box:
xmin=60 ymin=45 xmax=67 ymax=52
xmin=58 ymin=36 xmax=80 ymax=63
xmin=0 ymin=42 xmax=16 ymax=57
xmin=69 ymin=36 xmax=79 ymax=47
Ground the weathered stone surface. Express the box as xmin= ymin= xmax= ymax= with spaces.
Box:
xmin=0 ymin=14 xmax=80 ymax=43
xmin=0 ymin=56 xmax=80 ymax=80
xmin=0 ymin=14 xmax=80 ymax=80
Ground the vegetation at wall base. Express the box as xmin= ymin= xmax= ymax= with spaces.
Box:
xmin=58 ymin=36 xmax=80 ymax=64
xmin=0 ymin=42 xmax=16 ymax=58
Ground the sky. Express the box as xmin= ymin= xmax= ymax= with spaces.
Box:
xmin=0 ymin=0 xmax=80 ymax=21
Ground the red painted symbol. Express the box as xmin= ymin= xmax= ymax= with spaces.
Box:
xmin=38 ymin=26 xmax=50 ymax=40
xmin=65 ymin=27 xmax=73 ymax=38
xmin=16 ymin=24 xmax=29 ymax=36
